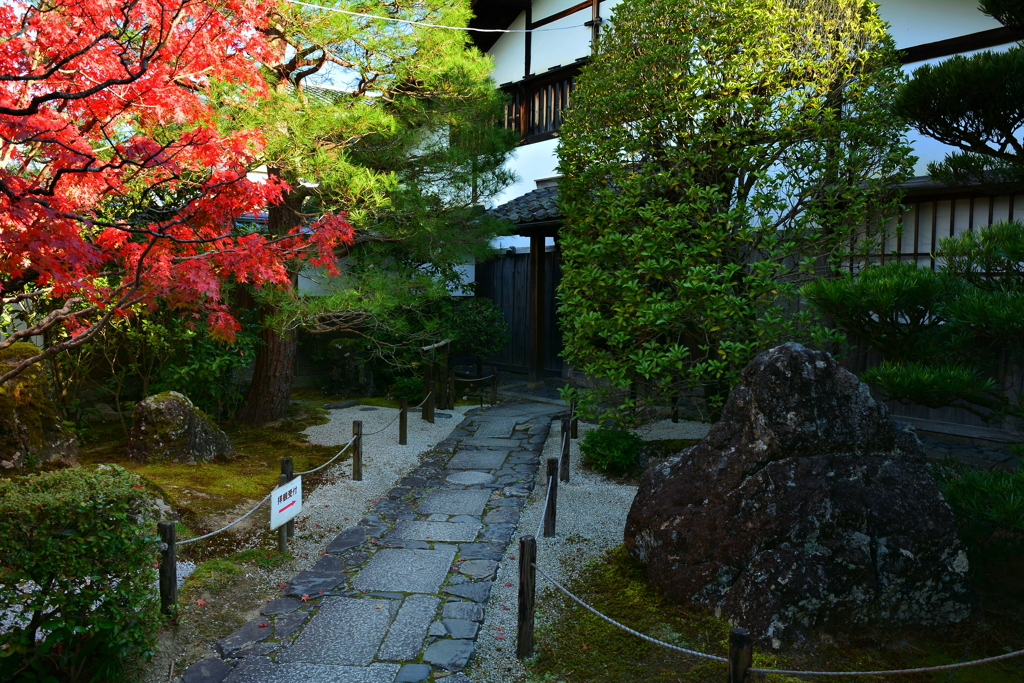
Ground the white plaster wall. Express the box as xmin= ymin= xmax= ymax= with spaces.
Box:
xmin=531 ymin=14 xmax=591 ymax=74
xmin=877 ymin=0 xmax=1002 ymax=48
xmin=488 ymin=13 xmax=527 ymax=85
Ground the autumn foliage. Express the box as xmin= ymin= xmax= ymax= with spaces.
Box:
xmin=0 ymin=0 xmax=354 ymax=382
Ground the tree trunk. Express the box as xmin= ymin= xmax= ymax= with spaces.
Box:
xmin=237 ymin=323 xmax=297 ymax=423
xmin=236 ymin=171 xmax=304 ymax=424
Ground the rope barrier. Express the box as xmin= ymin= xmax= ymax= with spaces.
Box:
xmin=535 ymin=475 xmax=553 ymax=539
xmin=532 ymin=562 xmax=728 ymax=663
xmin=750 ymin=649 xmax=1024 ymax=677
xmin=415 ymin=391 xmax=431 ymax=408
xmin=177 ymin=493 xmax=272 ymax=546
xmin=293 ymin=435 xmax=358 ymax=477
xmin=529 ymin=558 xmax=1024 ymax=676
xmin=362 ymin=410 xmax=403 ymax=436
xmin=453 ymin=374 xmax=495 ymax=382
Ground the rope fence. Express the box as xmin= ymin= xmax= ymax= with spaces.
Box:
xmin=518 ymin=421 xmax=1024 ymax=680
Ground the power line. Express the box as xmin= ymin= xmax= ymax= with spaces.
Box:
xmin=285 ymin=0 xmax=589 ymax=33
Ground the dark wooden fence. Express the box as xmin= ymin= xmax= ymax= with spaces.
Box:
xmin=475 ymin=246 xmax=564 ymax=376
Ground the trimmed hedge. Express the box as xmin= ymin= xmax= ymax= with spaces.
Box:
xmin=580 ymin=427 xmax=644 ymax=476
xmin=0 ymin=466 xmax=160 ymax=682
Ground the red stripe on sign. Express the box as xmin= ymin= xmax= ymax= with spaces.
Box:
xmin=279 ymin=501 xmax=295 ymax=513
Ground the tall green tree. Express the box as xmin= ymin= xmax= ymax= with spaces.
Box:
xmin=230 ymin=0 xmax=516 ymax=423
xmin=556 ymin=0 xmax=913 ymax=422
xmin=893 ymin=0 xmax=1024 ymax=189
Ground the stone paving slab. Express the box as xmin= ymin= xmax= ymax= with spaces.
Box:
xmin=226 ymin=657 xmax=401 ymax=683
xmin=352 ymin=548 xmax=456 ymax=594
xmin=378 ymin=595 xmax=441 ymax=661
xmin=385 ymin=521 xmax=481 ymax=543
xmin=417 ymin=489 xmax=490 ymax=516
xmin=278 ymin=597 xmax=399 ymax=666
xmin=458 ymin=437 xmax=522 ymax=448
xmin=445 ymin=471 xmax=494 ymax=485
xmin=447 ymin=450 xmax=509 ymax=470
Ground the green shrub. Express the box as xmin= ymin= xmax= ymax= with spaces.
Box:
xmin=0 ymin=466 xmax=160 ymax=682
xmin=388 ymin=376 xmax=424 ymax=402
xmin=579 ymin=427 xmax=644 ymax=476
xmin=932 ymin=455 xmax=1024 ymax=564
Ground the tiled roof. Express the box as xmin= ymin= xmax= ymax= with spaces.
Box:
xmin=489 ymin=186 xmax=562 ymax=225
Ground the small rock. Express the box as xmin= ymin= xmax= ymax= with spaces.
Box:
xmin=181 ymin=657 xmax=233 ymax=683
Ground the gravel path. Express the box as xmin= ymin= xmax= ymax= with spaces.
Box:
xmin=464 ymin=417 xmax=709 ymax=682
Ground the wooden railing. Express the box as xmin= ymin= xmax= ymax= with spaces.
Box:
xmin=502 ymin=68 xmax=578 ymax=144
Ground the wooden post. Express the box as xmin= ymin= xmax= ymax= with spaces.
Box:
xmin=570 ymin=401 xmax=578 ymax=439
xmin=158 ymin=521 xmax=177 ymax=615
xmin=448 ymin=369 xmax=456 ymax=410
xmin=727 ymin=627 xmax=753 ymax=683
xmin=352 ymin=420 xmax=363 ymax=481
xmin=435 ymin=362 xmax=447 ymax=412
xmin=559 ymin=419 xmax=570 ymax=483
xmin=281 ymin=457 xmax=294 ymax=539
xmin=517 ymin=536 xmax=537 ymax=659
xmin=490 ymin=367 xmax=498 ymax=405
xmin=476 ymin=356 xmax=483 ymax=378
xmin=276 ymin=474 xmax=290 ymax=553
xmin=544 ymin=459 xmax=558 ymax=537
xmin=671 ymin=395 xmax=679 ymax=423
xmin=426 ymin=381 xmax=435 ymax=424
xmin=399 ymin=397 xmax=408 ymax=445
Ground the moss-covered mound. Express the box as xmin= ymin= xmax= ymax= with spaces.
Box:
xmin=127 ymin=391 xmax=234 ymax=463
xmin=0 ymin=342 xmax=77 ymax=469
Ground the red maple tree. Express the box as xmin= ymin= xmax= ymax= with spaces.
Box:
xmin=0 ymin=0 xmax=354 ymax=384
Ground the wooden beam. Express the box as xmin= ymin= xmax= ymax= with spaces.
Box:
xmin=900 ymin=27 xmax=1023 ymax=64
xmin=527 ymin=234 xmax=546 ymax=386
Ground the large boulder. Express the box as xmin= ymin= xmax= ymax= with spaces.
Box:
xmin=624 ymin=343 xmax=972 ymax=647
xmin=0 ymin=343 xmax=78 ymax=469
xmin=127 ymin=391 xmax=233 ymax=463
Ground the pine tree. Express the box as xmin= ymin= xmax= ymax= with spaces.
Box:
xmin=230 ymin=0 xmax=516 ymax=422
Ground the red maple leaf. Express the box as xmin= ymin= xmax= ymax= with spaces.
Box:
xmin=300 ymin=594 xmax=311 ymax=602
xmin=196 ymin=599 xmax=207 ymax=606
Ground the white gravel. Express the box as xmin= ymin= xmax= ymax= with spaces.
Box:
xmin=465 ymin=417 xmax=709 ymax=682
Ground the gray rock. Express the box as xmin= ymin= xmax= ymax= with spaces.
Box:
xmin=282 ymin=570 xmax=344 ymax=598
xmin=477 ymin=524 xmax=514 ymax=543
xmin=260 ymin=598 xmax=303 ymax=616
xmin=422 ymin=639 xmax=475 ymax=672
xmin=427 ymin=621 xmax=447 ymax=637
xmin=444 ymin=582 xmax=492 ymax=603
xmin=273 ymin=612 xmax=307 ymax=640
xmin=396 ymin=663 xmax=433 ymax=682
xmin=324 ymin=400 xmax=358 ymax=409
xmin=426 ymin=513 xmax=449 ymax=522
xmin=502 ymin=485 xmax=529 ymax=497
xmin=441 ymin=675 xmax=474 ymax=683
xmin=311 ymin=554 xmax=345 ymax=572
xmin=127 ymin=391 xmax=232 ymax=463
xmin=229 ymin=642 xmax=278 ymax=659
xmin=326 ymin=526 xmax=366 ymax=553
xmin=443 ymin=619 xmax=479 ymax=639
xmin=457 ymin=543 xmax=504 ymax=561
xmin=215 ymin=619 xmax=272 ymax=658
xmin=483 ymin=508 xmax=520 ymax=525
xmin=448 ymin=515 xmax=480 ymax=524
xmin=442 ymin=601 xmax=484 ymax=622
xmin=624 ymin=342 xmax=974 ymax=647
xmin=182 ymin=658 xmax=234 ymax=683
xmin=378 ymin=595 xmax=441 ymax=661
xmin=458 ymin=560 xmax=497 ymax=580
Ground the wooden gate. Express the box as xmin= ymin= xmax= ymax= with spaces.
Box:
xmin=475 ymin=246 xmax=564 ymax=376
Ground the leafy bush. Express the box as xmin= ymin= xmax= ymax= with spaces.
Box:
xmin=579 ymin=427 xmax=644 ymax=476
xmin=932 ymin=455 xmax=1024 ymax=564
xmin=0 ymin=466 xmax=160 ymax=682
xmin=388 ymin=376 xmax=424 ymax=402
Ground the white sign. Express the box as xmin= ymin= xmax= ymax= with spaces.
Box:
xmin=270 ymin=476 xmax=302 ymax=530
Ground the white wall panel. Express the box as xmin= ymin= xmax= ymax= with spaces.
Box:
xmin=877 ymin=0 xmax=1002 ymax=48
xmin=531 ymin=15 xmax=591 ymax=74
xmin=488 ymin=13 xmax=527 ymax=85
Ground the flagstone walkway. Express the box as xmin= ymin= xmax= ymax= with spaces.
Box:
xmin=180 ymin=401 xmax=565 ymax=683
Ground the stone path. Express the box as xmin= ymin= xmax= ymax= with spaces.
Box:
xmin=181 ymin=401 xmax=565 ymax=683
